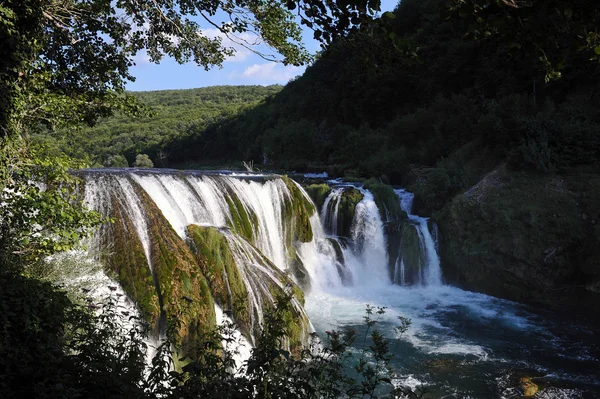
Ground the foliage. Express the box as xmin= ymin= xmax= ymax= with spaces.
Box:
xmin=156 ymin=294 xmax=420 ymax=399
xmin=447 ymin=0 xmax=600 ymax=82
xmin=1 ymin=269 xmax=420 ymax=399
xmin=106 ymin=154 xmax=129 ymax=168
xmin=304 ymin=183 xmax=331 ymax=210
xmin=0 ymin=142 xmax=103 ymax=272
xmin=0 ymin=0 xmax=383 ymax=141
xmin=106 ymin=0 xmax=597 ymax=184
xmin=33 ymin=85 xmax=284 ymax=167
xmin=133 ymin=154 xmax=154 ymax=168
xmin=0 ymin=273 xmax=149 ymax=399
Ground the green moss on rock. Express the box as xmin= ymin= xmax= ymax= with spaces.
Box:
xmin=249 ymin=246 xmax=309 ymax=354
xmin=225 ymin=191 xmax=258 ymax=242
xmin=186 ymin=224 xmax=251 ymax=337
xmin=282 ymin=176 xmax=315 ymax=243
xmin=400 ymin=223 xmax=425 ymax=285
xmin=288 ymin=244 xmax=311 ymax=292
xmin=133 ymin=184 xmax=216 ymax=351
xmin=437 ymin=165 xmax=599 ymax=313
xmin=335 ymin=187 xmax=364 ymax=238
xmin=363 ymin=179 xmax=407 ymax=221
xmin=104 ymin=198 xmax=161 ymax=327
xmin=304 ymin=183 xmax=331 ymax=211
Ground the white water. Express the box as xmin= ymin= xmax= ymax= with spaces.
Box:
xmin=83 ymin=171 xmax=310 ymax=348
xmin=84 ymin=175 xmax=154 ymax=273
xmin=320 ymin=187 xmax=343 ymax=235
xmin=349 ymin=189 xmax=391 ymax=287
xmin=393 ymin=188 xmax=442 ymax=286
xmin=214 ymin=304 xmax=252 ymax=372
xmin=130 ymin=173 xmax=290 ymax=271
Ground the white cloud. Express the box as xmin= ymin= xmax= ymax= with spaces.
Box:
xmin=132 ymin=50 xmax=151 ymax=65
xmin=239 ymin=63 xmax=304 ymax=84
xmin=201 ymin=28 xmax=255 ymax=63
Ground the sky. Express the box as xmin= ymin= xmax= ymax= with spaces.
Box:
xmin=126 ymin=0 xmax=399 ymax=91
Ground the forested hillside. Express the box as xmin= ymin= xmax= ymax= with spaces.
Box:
xmin=162 ymin=0 xmax=600 ymax=184
xmin=33 ymin=85 xmax=282 ymax=167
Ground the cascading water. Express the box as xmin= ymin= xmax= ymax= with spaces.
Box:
xmin=348 ymin=189 xmax=390 ymax=286
xmin=78 ymin=169 xmax=313 ymax=361
xmin=320 ymin=187 xmax=343 ymax=235
xmin=391 ymin=189 xmax=442 ymax=286
xmin=71 ymin=169 xmax=599 ymax=398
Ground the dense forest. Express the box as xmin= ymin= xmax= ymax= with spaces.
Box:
xmin=34 ymin=85 xmax=282 ymax=168
xmin=59 ymin=0 xmax=600 ymax=184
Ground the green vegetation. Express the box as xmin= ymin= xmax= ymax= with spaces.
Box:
xmin=282 ymin=176 xmax=315 ymax=243
xmin=1 ymin=0 xmax=427 ymax=396
xmin=136 ymin=186 xmax=217 ymax=350
xmin=2 ymin=0 xmax=600 ymax=394
xmin=187 ymin=225 xmax=251 ymax=338
xmin=225 ymin=190 xmax=259 ymax=242
xmin=34 ymin=86 xmax=283 ymax=167
xmin=363 ymin=179 xmax=407 ymax=222
xmin=304 ymin=183 xmax=332 ymax=210
xmin=104 ymin=195 xmax=161 ymax=326
xmin=133 ymin=154 xmax=154 ymax=168
xmin=437 ymin=166 xmax=598 ymax=311
xmin=335 ymin=188 xmax=364 ymax=238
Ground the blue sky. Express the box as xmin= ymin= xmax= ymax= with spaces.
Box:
xmin=126 ymin=0 xmax=399 ymax=91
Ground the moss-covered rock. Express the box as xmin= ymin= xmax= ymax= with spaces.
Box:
xmin=304 ymin=183 xmax=331 ymax=211
xmin=104 ymin=198 xmax=161 ymax=328
xmin=438 ymin=165 xmax=600 ymax=318
xmin=287 ymin=244 xmax=311 ymax=292
xmin=134 ymin=184 xmax=216 ymax=351
xmin=400 ymin=224 xmax=426 ymax=285
xmin=385 ymin=220 xmax=406 ymax=282
xmin=282 ymin=176 xmax=315 ymax=243
xmin=363 ymin=178 xmax=407 ymax=221
xmin=246 ymin=245 xmax=309 ymax=354
xmin=407 ymin=167 xmax=454 ymax=215
xmin=225 ymin=190 xmax=258 ymax=242
xmin=186 ymin=223 xmax=309 ymax=353
xmin=186 ymin=225 xmax=251 ymax=337
xmin=335 ymin=187 xmax=364 ymax=238
xmin=519 ymin=377 xmax=539 ymax=397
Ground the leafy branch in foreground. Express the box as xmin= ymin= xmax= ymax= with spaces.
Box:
xmin=0 ymin=142 xmax=104 ymax=273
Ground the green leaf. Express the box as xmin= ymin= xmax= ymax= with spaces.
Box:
xmin=594 ymin=46 xmax=600 ymax=55
xmin=382 ymin=11 xmax=396 ymax=20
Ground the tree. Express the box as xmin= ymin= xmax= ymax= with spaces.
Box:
xmin=0 ymin=0 xmax=383 ymax=139
xmin=106 ymin=154 xmax=130 ymax=168
xmin=447 ymin=0 xmax=600 ymax=82
xmin=133 ymin=153 xmax=154 ymax=168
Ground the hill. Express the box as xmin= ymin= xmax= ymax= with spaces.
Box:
xmin=33 ymin=85 xmax=282 ymax=167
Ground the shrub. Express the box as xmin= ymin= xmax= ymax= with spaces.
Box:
xmin=105 ymin=154 xmax=129 ymax=167
xmin=133 ymin=154 xmax=154 ymax=168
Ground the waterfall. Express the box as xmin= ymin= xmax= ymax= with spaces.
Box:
xmin=79 ymin=170 xmax=314 ymax=353
xmin=348 ymin=189 xmax=390 ymax=286
xmin=77 ymin=169 xmax=445 ymax=357
xmin=392 ymin=189 xmax=442 ymax=286
xmin=320 ymin=188 xmax=343 ymax=235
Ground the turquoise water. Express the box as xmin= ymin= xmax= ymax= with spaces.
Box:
xmin=306 ymin=284 xmax=600 ymax=398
